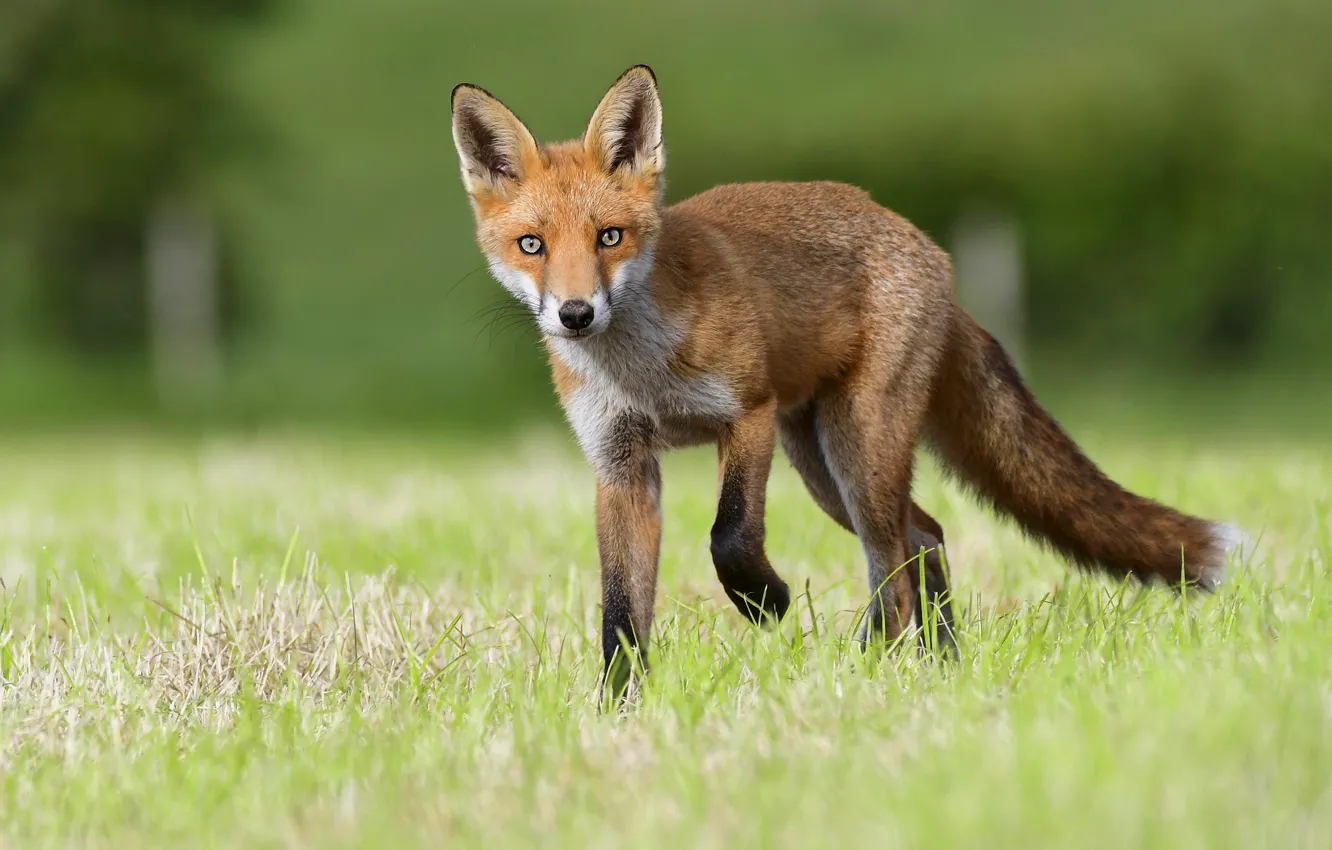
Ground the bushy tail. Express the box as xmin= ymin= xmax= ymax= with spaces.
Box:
xmin=925 ymin=310 xmax=1240 ymax=589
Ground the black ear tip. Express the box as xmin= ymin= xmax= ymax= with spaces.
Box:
xmin=624 ymin=64 xmax=657 ymax=86
xmin=451 ymin=83 xmax=475 ymax=109
xmin=452 ymin=82 xmax=502 ymax=111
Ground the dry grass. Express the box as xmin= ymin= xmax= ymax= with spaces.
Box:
xmin=0 ymin=430 xmax=1327 ymax=847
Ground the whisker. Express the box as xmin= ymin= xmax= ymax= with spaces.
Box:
xmin=444 ymin=264 xmax=490 ymax=299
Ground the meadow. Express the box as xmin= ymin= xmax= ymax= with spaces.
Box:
xmin=4 ymin=0 xmax=1330 ymax=844
xmin=0 ymin=424 xmax=1326 ymax=847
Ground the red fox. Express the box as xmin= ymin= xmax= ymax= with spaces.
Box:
xmin=450 ymin=65 xmax=1243 ymax=696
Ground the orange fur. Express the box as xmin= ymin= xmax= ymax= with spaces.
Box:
xmin=451 ymin=66 xmax=1239 ymax=696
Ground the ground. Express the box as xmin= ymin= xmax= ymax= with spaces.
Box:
xmin=0 ymin=427 xmax=1327 ymax=847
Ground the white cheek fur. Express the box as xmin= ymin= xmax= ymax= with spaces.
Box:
xmin=610 ymin=246 xmax=656 ymax=294
xmin=489 ymin=246 xmax=658 ymax=338
xmin=486 ymin=256 xmax=540 ymax=309
xmin=536 ymin=291 xmax=564 ymax=337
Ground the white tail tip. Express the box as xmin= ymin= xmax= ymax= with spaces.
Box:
xmin=1200 ymin=522 xmax=1249 ymax=591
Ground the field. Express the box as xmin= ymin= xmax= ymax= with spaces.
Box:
xmin=0 ymin=426 xmax=1328 ymax=848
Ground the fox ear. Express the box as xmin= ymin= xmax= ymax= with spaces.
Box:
xmin=584 ymin=65 xmax=664 ymax=181
xmin=451 ymin=84 xmax=541 ymax=197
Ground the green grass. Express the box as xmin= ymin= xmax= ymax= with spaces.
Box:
xmin=0 ymin=428 xmax=1326 ymax=847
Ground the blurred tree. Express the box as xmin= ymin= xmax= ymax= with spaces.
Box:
xmin=771 ymin=60 xmax=1332 ymax=373
xmin=0 ymin=0 xmax=275 ymax=356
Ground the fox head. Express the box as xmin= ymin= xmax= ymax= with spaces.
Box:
xmin=450 ymin=65 xmax=665 ymax=339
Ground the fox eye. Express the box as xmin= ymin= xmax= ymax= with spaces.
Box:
xmin=518 ymin=235 xmax=544 ymax=255
xmin=599 ymin=227 xmax=623 ymax=248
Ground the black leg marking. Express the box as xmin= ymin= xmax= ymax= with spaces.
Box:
xmin=600 ymin=570 xmax=645 ymax=705
xmin=908 ymin=528 xmax=957 ymax=657
xmin=710 ymin=466 xmax=791 ymax=624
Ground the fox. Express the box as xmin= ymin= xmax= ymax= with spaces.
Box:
xmin=449 ymin=64 xmax=1244 ymax=698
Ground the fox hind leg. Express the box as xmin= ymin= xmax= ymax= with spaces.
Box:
xmin=777 ymin=405 xmax=959 ymax=652
xmin=907 ymin=522 xmax=957 ymax=655
xmin=780 ymin=403 xmax=956 ymax=653
xmin=777 ymin=403 xmax=858 ymax=534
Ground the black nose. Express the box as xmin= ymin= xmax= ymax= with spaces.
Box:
xmin=558 ymin=299 xmax=595 ymax=331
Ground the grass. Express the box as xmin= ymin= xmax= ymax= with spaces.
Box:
xmin=0 ymin=426 xmax=1327 ymax=847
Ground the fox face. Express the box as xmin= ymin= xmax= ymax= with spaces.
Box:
xmin=451 ymin=66 xmax=665 ymax=339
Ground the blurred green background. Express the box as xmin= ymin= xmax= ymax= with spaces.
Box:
xmin=2 ymin=0 xmax=1330 ymax=434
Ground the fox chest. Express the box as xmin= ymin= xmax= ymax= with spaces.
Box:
xmin=553 ymin=339 xmax=740 ymax=467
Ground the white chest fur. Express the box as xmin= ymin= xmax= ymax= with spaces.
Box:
xmin=551 ymin=297 xmax=740 ymax=471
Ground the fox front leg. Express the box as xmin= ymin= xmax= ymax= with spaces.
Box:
xmin=711 ymin=399 xmax=792 ymax=624
xmin=593 ymin=413 xmax=663 ymax=704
